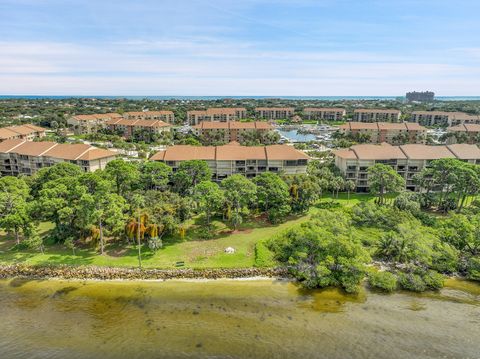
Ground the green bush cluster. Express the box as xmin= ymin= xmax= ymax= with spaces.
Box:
xmin=398 ymin=270 xmax=444 ymax=292
xmin=368 ymin=271 xmax=397 ymax=292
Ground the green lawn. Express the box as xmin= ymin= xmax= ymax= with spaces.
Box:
xmin=0 ymin=193 xmax=377 ymax=269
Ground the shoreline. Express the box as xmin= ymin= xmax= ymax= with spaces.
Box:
xmin=0 ymin=264 xmax=290 ymax=281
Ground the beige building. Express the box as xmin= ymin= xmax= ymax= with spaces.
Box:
xmin=334 ymin=143 xmax=480 ymax=191
xmin=150 ymin=142 xmax=309 ymax=180
xmin=106 ymin=118 xmax=171 ymax=140
xmin=446 ymin=124 xmax=480 ymax=144
xmin=303 ymin=108 xmax=346 ymax=121
xmin=0 ymin=139 xmax=117 ymax=176
xmin=192 ymin=121 xmax=274 ymax=143
xmin=352 ymin=109 xmax=401 ymax=122
xmin=68 ymin=111 xmax=175 ymax=135
xmin=339 ymin=122 xmax=427 ymax=144
xmin=123 ymin=111 xmax=175 ymax=123
xmin=187 ymin=108 xmax=247 ymax=125
xmin=255 ymin=107 xmax=294 ymax=120
xmin=411 ymin=111 xmax=480 ymax=126
xmin=0 ymin=124 xmax=46 ymax=142
xmin=67 ymin=113 xmax=122 ymax=135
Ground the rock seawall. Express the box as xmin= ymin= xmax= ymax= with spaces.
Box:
xmin=0 ymin=264 xmax=290 ymax=281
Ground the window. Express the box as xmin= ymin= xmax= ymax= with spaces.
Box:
xmin=285 ymin=160 xmax=297 ymax=166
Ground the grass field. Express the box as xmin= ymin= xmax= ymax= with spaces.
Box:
xmin=0 ymin=193 xmax=378 ymax=269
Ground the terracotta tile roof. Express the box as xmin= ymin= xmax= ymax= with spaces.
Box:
xmin=265 ymin=145 xmax=310 ymax=160
xmin=404 ymin=123 xmax=426 ymax=130
xmin=134 ymin=119 xmax=170 ymax=127
xmin=255 ymin=107 xmax=294 ymax=111
xmin=124 ymin=111 xmax=173 ymax=117
xmin=0 ymin=128 xmax=21 ymax=140
xmin=42 ymin=143 xmax=116 ymax=161
xmin=193 ymin=122 xmax=230 ymax=129
xmin=446 ymin=144 xmax=480 ymax=159
xmin=448 ymin=124 xmax=480 ymax=132
xmin=229 ymin=122 xmax=257 ymax=129
xmin=73 ymin=113 xmax=120 ymax=122
xmin=0 ymin=124 xmax=46 ymax=139
xmin=43 ymin=143 xmax=93 ymax=160
xmin=412 ymin=111 xmax=452 ymax=116
xmin=206 ymin=108 xmax=236 ymax=115
xmin=347 ymin=122 xmax=379 ymax=130
xmin=377 ymin=123 xmax=409 ymax=130
xmin=106 ymin=118 xmax=124 ymax=125
xmin=354 ymin=109 xmax=401 ymax=114
xmin=7 ymin=125 xmax=42 ymax=136
xmin=107 ymin=118 xmax=170 ymax=128
xmin=151 ymin=145 xmax=216 ymax=161
xmin=13 ymin=141 xmax=58 ymax=156
xmin=187 ymin=110 xmax=208 ymax=116
xmin=217 ymin=145 xmax=266 ymax=160
xmin=303 ymin=107 xmax=346 ymax=112
xmin=333 ymin=148 xmax=358 ymax=160
xmin=193 ymin=121 xmax=273 ymax=130
xmin=350 ymin=143 xmax=407 ymax=160
xmin=77 ymin=148 xmax=118 ymax=160
xmin=340 ymin=122 xmax=426 ymax=131
xmin=0 ymin=138 xmax=25 ymax=152
xmin=399 ymin=144 xmax=455 ymax=160
xmin=150 ymin=144 xmax=309 ymax=162
xmin=0 ymin=139 xmax=116 ymax=161
xmin=254 ymin=122 xmax=273 ymax=129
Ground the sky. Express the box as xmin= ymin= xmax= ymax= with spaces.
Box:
xmin=0 ymin=0 xmax=479 ymax=96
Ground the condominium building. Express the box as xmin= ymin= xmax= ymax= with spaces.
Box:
xmin=187 ymin=108 xmax=247 ymax=125
xmin=150 ymin=142 xmax=309 ymax=180
xmin=67 ymin=113 xmax=122 ymax=135
xmin=255 ymin=107 xmax=295 ymax=120
xmin=0 ymin=124 xmax=46 ymax=142
xmin=334 ymin=143 xmax=480 ymax=191
xmin=411 ymin=111 xmax=480 ymax=126
xmin=406 ymin=91 xmax=435 ymax=102
xmin=0 ymin=139 xmax=117 ymax=176
xmin=68 ymin=111 xmax=175 ymax=135
xmin=192 ymin=121 xmax=274 ymax=143
xmin=123 ymin=111 xmax=175 ymax=123
xmin=339 ymin=122 xmax=427 ymax=144
xmin=106 ymin=118 xmax=171 ymax=140
xmin=303 ymin=108 xmax=346 ymax=121
xmin=446 ymin=124 xmax=480 ymax=144
xmin=352 ymin=109 xmax=401 ymax=122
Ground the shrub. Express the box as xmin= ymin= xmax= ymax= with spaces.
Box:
xmin=254 ymin=240 xmax=275 ymax=268
xmin=268 ymin=210 xmax=370 ymax=293
xmin=351 ymin=202 xmax=409 ymax=230
xmin=368 ymin=271 xmax=397 ymax=292
xmin=431 ymin=242 xmax=459 ymax=273
xmin=398 ymin=272 xmax=426 ymax=292
xmin=422 ymin=270 xmax=444 ymax=290
xmin=466 ymin=257 xmax=480 ymax=281
xmin=393 ymin=192 xmax=421 ymax=213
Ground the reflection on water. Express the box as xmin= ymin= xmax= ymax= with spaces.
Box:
xmin=277 ymin=129 xmax=317 ymax=142
xmin=0 ymin=278 xmax=479 ymax=359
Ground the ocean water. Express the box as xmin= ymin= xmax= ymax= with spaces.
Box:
xmin=0 ymin=95 xmax=480 ymax=101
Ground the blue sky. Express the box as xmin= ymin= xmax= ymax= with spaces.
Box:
xmin=0 ymin=0 xmax=479 ymax=95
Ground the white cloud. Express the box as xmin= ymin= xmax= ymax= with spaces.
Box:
xmin=0 ymin=40 xmax=479 ymax=95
